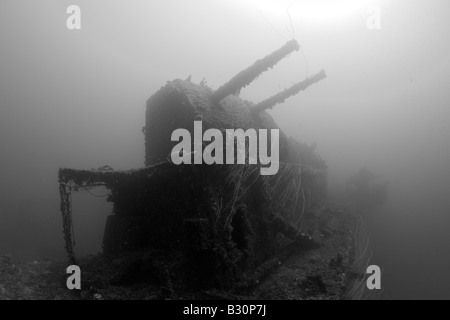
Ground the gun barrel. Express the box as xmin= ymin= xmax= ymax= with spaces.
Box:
xmin=252 ymin=69 xmax=327 ymax=113
xmin=211 ymin=40 xmax=300 ymax=104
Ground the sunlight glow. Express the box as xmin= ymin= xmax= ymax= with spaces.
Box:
xmin=245 ymin=0 xmax=373 ymax=23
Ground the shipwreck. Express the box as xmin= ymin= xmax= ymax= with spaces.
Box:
xmin=58 ymin=40 xmax=331 ymax=288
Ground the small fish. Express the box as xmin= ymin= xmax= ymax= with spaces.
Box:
xmin=93 ymin=293 xmax=102 ymax=300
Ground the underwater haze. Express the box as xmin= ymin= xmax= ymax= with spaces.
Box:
xmin=0 ymin=0 xmax=450 ymax=299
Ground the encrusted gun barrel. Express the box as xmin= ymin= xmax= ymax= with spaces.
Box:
xmin=252 ymin=69 xmax=327 ymax=113
xmin=211 ymin=39 xmax=300 ymax=104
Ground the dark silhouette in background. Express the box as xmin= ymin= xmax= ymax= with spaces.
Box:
xmin=345 ymin=167 xmax=388 ymax=209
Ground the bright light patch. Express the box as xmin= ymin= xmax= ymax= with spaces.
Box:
xmin=245 ymin=0 xmax=372 ymax=23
